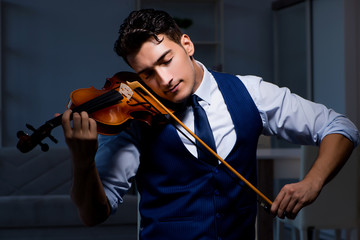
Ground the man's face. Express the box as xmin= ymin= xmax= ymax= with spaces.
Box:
xmin=127 ymin=34 xmax=201 ymax=104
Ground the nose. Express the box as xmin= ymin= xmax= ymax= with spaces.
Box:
xmin=155 ymin=67 xmax=172 ymax=87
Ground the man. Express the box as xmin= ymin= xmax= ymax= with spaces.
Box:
xmin=61 ymin=9 xmax=359 ymax=240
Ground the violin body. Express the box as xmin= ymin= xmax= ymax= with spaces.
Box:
xmin=68 ymin=73 xmax=153 ymax=135
xmin=16 ymin=71 xmax=166 ymax=153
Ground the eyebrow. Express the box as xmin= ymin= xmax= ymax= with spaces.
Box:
xmin=137 ymin=49 xmax=172 ymax=75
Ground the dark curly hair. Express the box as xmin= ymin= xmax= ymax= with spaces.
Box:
xmin=114 ymin=9 xmax=183 ymax=64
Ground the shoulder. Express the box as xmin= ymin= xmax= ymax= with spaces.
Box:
xmin=233 ymin=74 xmax=265 ymax=105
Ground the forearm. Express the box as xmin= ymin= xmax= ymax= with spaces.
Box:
xmin=71 ymin=157 xmax=111 ymax=226
xmin=303 ymin=133 xmax=354 ymax=190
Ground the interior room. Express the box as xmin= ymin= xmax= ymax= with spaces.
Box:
xmin=0 ymin=0 xmax=359 ymax=239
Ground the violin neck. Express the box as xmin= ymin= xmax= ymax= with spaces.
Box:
xmin=46 ymin=115 xmax=63 ymax=130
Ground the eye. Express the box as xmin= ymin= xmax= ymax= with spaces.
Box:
xmin=144 ymin=72 xmax=153 ymax=80
xmin=140 ymin=70 xmax=154 ymax=80
xmin=163 ymin=57 xmax=173 ymax=65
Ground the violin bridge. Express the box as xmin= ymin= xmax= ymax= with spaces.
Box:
xmin=119 ymin=83 xmax=133 ymax=100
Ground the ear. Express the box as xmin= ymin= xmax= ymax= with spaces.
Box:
xmin=180 ymin=34 xmax=195 ymax=57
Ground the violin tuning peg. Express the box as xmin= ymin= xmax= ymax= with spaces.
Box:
xmin=48 ymin=134 xmax=58 ymax=144
xmin=39 ymin=142 xmax=49 ymax=152
xmin=17 ymin=130 xmax=27 ymax=139
xmin=25 ymin=123 xmax=36 ymax=132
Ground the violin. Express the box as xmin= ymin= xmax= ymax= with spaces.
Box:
xmin=16 ymin=71 xmax=168 ymax=153
xmin=16 ymin=71 xmax=273 ymax=211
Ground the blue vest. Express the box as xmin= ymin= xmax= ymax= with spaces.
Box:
xmin=136 ymin=71 xmax=263 ymax=240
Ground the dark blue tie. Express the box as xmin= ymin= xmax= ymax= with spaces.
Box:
xmin=191 ymin=95 xmax=218 ymax=166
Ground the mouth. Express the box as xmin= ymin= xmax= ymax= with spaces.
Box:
xmin=166 ymin=81 xmax=181 ymax=94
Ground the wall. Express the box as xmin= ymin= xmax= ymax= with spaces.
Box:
xmin=312 ymin=0 xmax=345 ymax=113
xmin=223 ymin=0 xmax=274 ymax=82
xmin=310 ymin=0 xmax=360 ymax=235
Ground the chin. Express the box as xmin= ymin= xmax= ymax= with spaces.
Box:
xmin=173 ymin=94 xmax=189 ymax=104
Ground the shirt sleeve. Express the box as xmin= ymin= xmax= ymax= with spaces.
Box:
xmin=238 ymin=75 xmax=360 ymax=147
xmin=95 ymin=126 xmax=141 ymax=213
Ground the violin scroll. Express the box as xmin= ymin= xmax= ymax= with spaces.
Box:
xmin=17 ymin=121 xmax=59 ymax=153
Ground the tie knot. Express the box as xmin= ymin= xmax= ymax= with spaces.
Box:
xmin=190 ymin=94 xmax=201 ymax=107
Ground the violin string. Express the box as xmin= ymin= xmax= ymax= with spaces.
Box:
xmin=132 ymin=89 xmax=165 ymax=115
xmin=80 ymin=90 xmax=120 ymax=113
xmin=72 ymin=89 xmax=122 ymax=114
xmin=88 ymin=90 xmax=123 ymax=112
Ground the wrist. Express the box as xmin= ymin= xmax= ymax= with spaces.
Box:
xmin=72 ymin=156 xmax=96 ymax=171
xmin=303 ymin=171 xmax=326 ymax=192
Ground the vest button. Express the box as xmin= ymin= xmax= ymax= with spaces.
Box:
xmin=216 ymin=212 xmax=222 ymax=218
xmin=214 ymin=189 xmax=220 ymax=195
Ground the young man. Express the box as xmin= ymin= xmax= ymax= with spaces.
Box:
xmin=61 ymin=9 xmax=359 ymax=240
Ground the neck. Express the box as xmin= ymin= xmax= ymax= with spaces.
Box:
xmin=192 ymin=60 xmax=204 ymax=93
